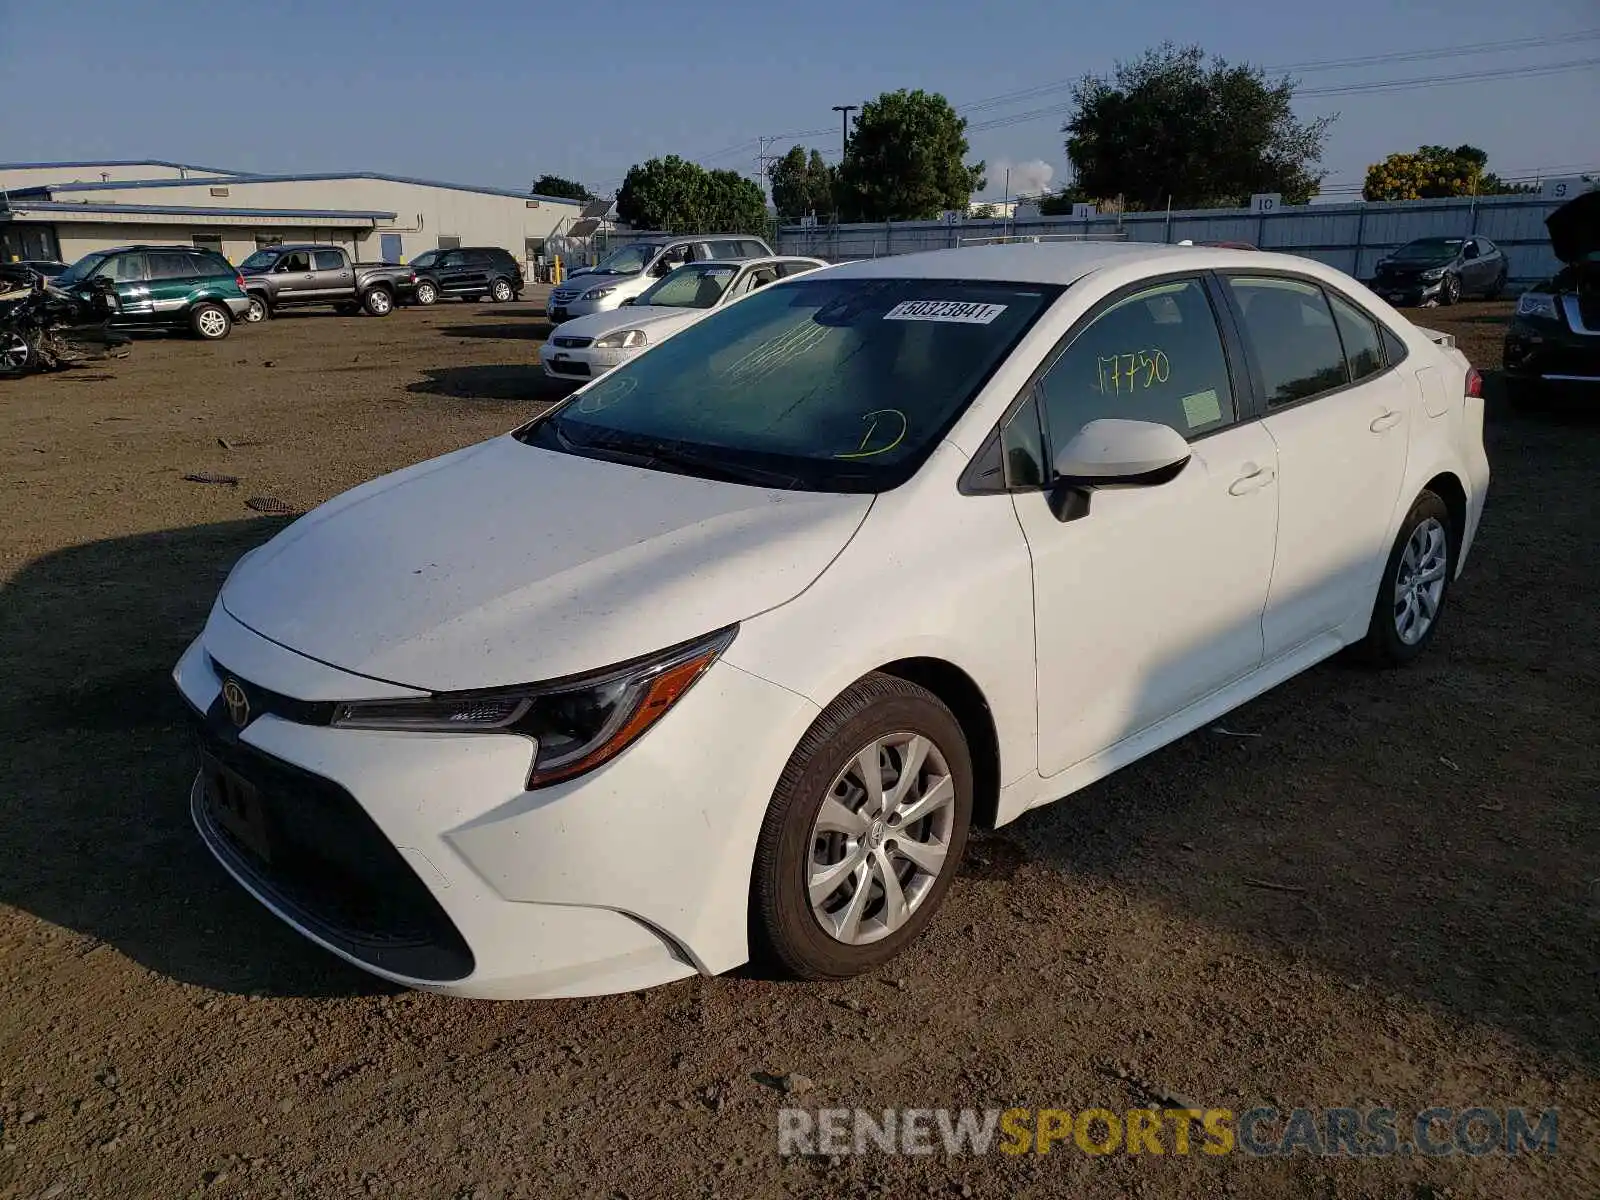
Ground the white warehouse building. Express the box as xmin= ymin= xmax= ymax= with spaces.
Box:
xmin=0 ymin=159 xmax=588 ymax=271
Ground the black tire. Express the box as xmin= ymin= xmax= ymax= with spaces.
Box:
xmin=1356 ymin=490 xmax=1455 ymax=667
xmin=751 ymin=672 xmax=973 ymax=980
xmin=244 ymin=294 xmax=271 ymax=324
xmin=190 ymin=302 xmax=232 ymax=341
xmin=1440 ymin=272 xmax=1461 ymax=306
xmin=1486 ymin=268 xmax=1507 ymax=300
xmin=361 ymin=287 xmax=394 ymax=317
xmin=414 ymin=280 xmax=438 ymax=306
xmin=489 ymin=277 xmax=514 ymax=302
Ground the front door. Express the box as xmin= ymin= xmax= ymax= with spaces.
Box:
xmin=1220 ymin=275 xmax=1412 ymax=659
xmin=434 ymin=249 xmax=473 ymax=294
xmin=272 ymin=248 xmax=315 ymax=300
xmin=1017 ymin=275 xmax=1280 ymax=777
xmin=309 ymin=249 xmax=354 ymax=300
xmin=98 ymin=252 xmax=153 ymax=319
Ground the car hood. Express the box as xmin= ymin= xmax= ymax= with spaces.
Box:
xmin=221 ymin=435 xmax=872 ymax=691
xmin=552 ymin=306 xmax=705 ymax=340
xmin=1547 ymin=188 xmax=1600 ymax=265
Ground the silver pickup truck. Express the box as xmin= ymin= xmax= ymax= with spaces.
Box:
xmin=237 ymin=244 xmax=415 ymax=321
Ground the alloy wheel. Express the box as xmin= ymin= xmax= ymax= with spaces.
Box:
xmin=492 ymin=280 xmax=513 ymax=301
xmin=1393 ymin=517 xmax=1448 ymax=645
xmin=806 ymin=732 xmax=956 ymax=946
xmin=197 ymin=308 xmax=228 ymax=338
xmin=245 ymin=297 xmax=267 ymax=323
xmin=0 ymin=332 xmax=30 ymax=372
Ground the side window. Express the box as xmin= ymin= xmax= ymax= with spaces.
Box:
xmin=777 ymin=260 xmax=814 ymax=278
xmin=710 ymin=239 xmax=744 ymax=258
xmin=437 ymin=250 xmax=464 ymax=268
xmin=1326 ymin=290 xmax=1385 ymax=382
xmin=312 ymin=250 xmax=345 ymax=270
xmin=743 ymin=240 xmax=770 ymax=258
xmin=1037 ymin=277 xmax=1237 ymax=446
xmin=1380 ymin=324 xmax=1409 ymax=368
xmin=999 ymin=398 xmax=1046 ymax=488
xmin=98 ymin=254 xmax=146 ymax=282
xmin=277 ymin=250 xmax=312 ymax=272
xmin=146 ymin=252 xmax=199 ymax=280
xmin=1224 ymin=276 xmax=1349 ymax=406
xmin=736 ymin=265 xmax=778 ymax=295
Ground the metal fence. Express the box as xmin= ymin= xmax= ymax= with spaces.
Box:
xmin=777 ymin=194 xmax=1576 ymax=288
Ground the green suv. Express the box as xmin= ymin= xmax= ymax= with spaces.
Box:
xmin=52 ymin=246 xmax=251 ymax=340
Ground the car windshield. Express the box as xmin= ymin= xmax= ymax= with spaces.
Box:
xmin=1392 ymin=238 xmax=1463 ymax=264
xmin=588 ymin=243 xmax=660 ymax=275
xmin=519 ymin=277 xmax=1059 ymax=492
xmin=635 ymin=264 xmax=738 ymax=309
xmin=239 ymin=249 xmax=281 ymax=272
xmin=52 ymin=253 xmax=111 ymax=287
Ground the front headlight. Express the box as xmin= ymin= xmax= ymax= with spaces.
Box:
xmin=582 ymin=286 xmax=617 ymax=302
xmin=594 ymin=328 xmax=647 ymax=349
xmin=329 ymin=626 xmax=736 ymax=787
xmin=1419 ymin=267 xmax=1446 ymax=282
xmin=1515 ymin=292 xmax=1558 ymax=321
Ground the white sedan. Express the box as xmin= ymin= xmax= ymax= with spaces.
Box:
xmin=540 ymin=256 xmax=826 ymax=382
xmin=174 ymin=241 xmax=1489 ymax=999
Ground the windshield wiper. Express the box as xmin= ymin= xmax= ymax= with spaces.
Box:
xmin=636 ymin=440 xmax=801 ymax=489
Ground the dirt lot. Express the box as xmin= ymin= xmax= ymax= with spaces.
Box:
xmin=0 ymin=296 xmax=1595 ymax=1199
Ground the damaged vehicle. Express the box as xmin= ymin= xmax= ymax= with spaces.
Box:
xmin=0 ymin=265 xmax=130 ymax=376
xmin=1504 ymin=187 xmax=1600 ymax=397
xmin=1371 ymin=236 xmax=1507 ymax=307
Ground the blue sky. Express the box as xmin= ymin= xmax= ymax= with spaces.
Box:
xmin=2 ymin=0 xmax=1595 ymax=202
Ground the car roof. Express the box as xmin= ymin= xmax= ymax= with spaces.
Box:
xmin=818 ymin=240 xmax=1334 ymax=284
xmin=98 ymin=244 xmax=217 ymax=254
xmin=690 ymin=256 xmax=823 ymax=269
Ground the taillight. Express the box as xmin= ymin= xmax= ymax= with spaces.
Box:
xmin=1465 ymin=367 xmax=1483 ymax=398
xmin=235 ymin=274 xmax=246 ymax=290
xmin=410 ymin=271 xmax=417 ymax=283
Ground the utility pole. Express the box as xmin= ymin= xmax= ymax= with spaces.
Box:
xmin=831 ymin=105 xmax=857 ymax=162
xmin=756 ymin=135 xmax=778 ymax=187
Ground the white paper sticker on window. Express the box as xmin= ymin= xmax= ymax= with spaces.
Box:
xmin=1181 ymin=388 xmax=1224 ymax=428
xmin=884 ymin=300 xmax=1007 ymax=324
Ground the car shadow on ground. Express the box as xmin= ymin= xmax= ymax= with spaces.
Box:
xmin=435 ymin=323 xmax=554 ymax=341
xmin=0 ymin=517 xmax=398 ymax=998
xmin=406 ymin=365 xmax=574 ymax=404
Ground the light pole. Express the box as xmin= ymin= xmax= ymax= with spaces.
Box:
xmin=831 ymin=105 xmax=857 ymax=162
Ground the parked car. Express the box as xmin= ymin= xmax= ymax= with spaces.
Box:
xmin=175 ymin=241 xmax=1489 ymax=999
xmin=238 ymin=244 xmax=415 ymax=321
xmin=541 ymin=256 xmax=826 ymax=381
xmin=411 ymin=246 xmax=524 ymax=306
xmin=1370 ymin=236 xmax=1507 ymax=306
xmin=17 ymin=259 xmax=69 ymax=279
xmin=51 ymin=245 xmax=249 ymax=340
xmin=1503 ymin=186 xmax=1600 ymax=398
xmin=546 ymin=234 xmax=776 ymax=322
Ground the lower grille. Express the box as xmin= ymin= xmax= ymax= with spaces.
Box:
xmin=546 ymin=359 xmax=591 ymax=377
xmin=191 ymin=717 xmax=474 ymax=982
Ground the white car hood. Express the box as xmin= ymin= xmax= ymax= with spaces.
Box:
xmin=221 ymin=436 xmax=871 ymax=691
xmin=555 ymin=306 xmax=705 ymax=341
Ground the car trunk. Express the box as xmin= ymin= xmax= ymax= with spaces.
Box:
xmin=1546 ymin=189 xmax=1600 ymax=326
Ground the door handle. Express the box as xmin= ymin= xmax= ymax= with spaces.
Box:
xmin=1228 ymin=466 xmax=1276 ymax=496
xmin=1369 ymin=410 xmax=1403 ymax=432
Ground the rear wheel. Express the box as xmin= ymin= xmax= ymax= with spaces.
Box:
xmin=191 ymin=302 xmax=232 ymax=340
xmin=414 ymin=280 xmax=438 ymax=306
xmin=1356 ymin=490 xmax=1455 ymax=666
xmin=361 ymin=287 xmax=394 ymax=317
xmin=751 ymin=673 xmax=972 ymax=980
xmin=490 ymin=278 xmax=514 ymax=302
xmin=244 ymin=294 xmax=271 ymax=323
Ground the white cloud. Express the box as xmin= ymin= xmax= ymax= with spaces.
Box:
xmin=989 ymin=158 xmax=1055 ymax=198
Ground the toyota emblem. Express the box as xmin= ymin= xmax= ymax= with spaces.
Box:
xmin=221 ymin=679 xmax=251 ymax=729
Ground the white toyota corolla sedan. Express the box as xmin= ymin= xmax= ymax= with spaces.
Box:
xmin=174 ymin=242 xmax=1490 ymax=999
xmin=541 ymin=256 xmax=826 ymax=382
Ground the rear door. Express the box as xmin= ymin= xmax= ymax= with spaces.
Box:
xmin=144 ymin=251 xmax=206 ymax=320
xmin=309 ymin=249 xmax=355 ymax=300
xmin=1220 ymin=274 xmax=1412 ymax=659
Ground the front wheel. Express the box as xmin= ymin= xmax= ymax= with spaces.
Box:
xmin=361 ymin=287 xmax=394 ymax=317
xmin=191 ymin=302 xmax=232 ymax=340
xmin=1440 ymin=273 xmax=1461 ymax=306
xmin=489 ymin=278 xmax=514 ymax=302
xmin=751 ymin=673 xmax=972 ymax=980
xmin=414 ymin=280 xmax=438 ymax=306
xmin=1356 ymin=491 xmax=1455 ymax=666
xmin=0 ymin=330 xmax=34 ymax=374
xmin=243 ymin=294 xmax=271 ymax=323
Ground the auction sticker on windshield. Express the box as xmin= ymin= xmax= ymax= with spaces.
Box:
xmin=884 ymin=300 xmax=1007 ymax=324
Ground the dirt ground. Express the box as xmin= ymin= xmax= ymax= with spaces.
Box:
xmin=0 ymin=294 xmax=1595 ymax=1199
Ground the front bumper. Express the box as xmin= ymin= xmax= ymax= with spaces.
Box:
xmin=545 ymin=289 xmax=625 ymax=323
xmin=1503 ymin=316 xmax=1600 ymax=386
xmin=1372 ymin=276 xmax=1445 ymax=306
xmin=173 ymin=606 xmax=819 ymax=999
xmin=539 ymin=342 xmax=636 ymax=380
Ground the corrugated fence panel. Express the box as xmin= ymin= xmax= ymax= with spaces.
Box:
xmin=778 ymin=193 xmax=1580 ymax=288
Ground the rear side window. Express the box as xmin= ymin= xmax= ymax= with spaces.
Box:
xmin=1326 ymin=291 xmax=1385 ymax=382
xmin=146 ymin=252 xmax=200 ymax=280
xmin=313 ymin=250 xmax=344 ymax=270
xmin=1224 ymin=276 xmax=1349 ymax=406
xmin=198 ymin=252 xmax=233 ymax=277
xmin=742 ymin=240 xmax=770 ymax=258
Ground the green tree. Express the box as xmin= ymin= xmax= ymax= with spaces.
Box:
xmin=969 ymin=203 xmax=997 ymax=219
xmin=1363 ymin=144 xmax=1534 ymax=201
xmin=1063 ymin=44 xmax=1331 ymax=210
xmin=616 ymin=156 xmax=769 ymax=234
xmin=769 ymin=147 xmax=835 ymax=219
xmin=835 ymin=89 xmax=986 ymax=221
xmin=531 ymin=174 xmax=596 ymax=202
xmin=1036 ymin=184 xmax=1089 ymax=216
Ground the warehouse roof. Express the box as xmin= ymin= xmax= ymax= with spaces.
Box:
xmin=11 ymin=170 xmax=586 ymax=207
xmin=1 ymin=200 xmax=397 ymax=222
xmin=0 ymin=159 xmax=242 ymax=175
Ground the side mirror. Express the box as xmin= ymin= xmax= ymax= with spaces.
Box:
xmin=620 ymin=297 xmax=635 ymax=306
xmin=1048 ymin=418 xmax=1191 ymax=522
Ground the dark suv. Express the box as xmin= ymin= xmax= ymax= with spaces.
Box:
xmin=409 ymin=247 xmax=524 ymax=305
xmin=51 ymin=246 xmax=250 ymax=340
